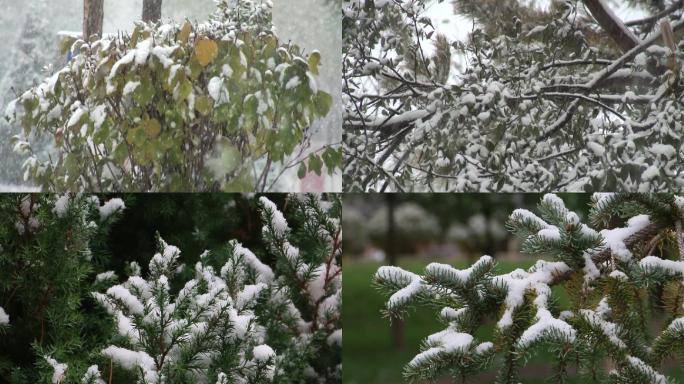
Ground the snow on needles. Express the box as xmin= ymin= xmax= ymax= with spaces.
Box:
xmin=252 ymin=344 xmax=276 ymax=362
xmin=99 ymin=198 xmax=125 ymax=220
xmin=600 ymin=215 xmax=651 ymax=261
xmin=493 ymin=260 xmax=571 ymax=330
xmin=0 ymin=306 xmax=9 ymax=325
xmin=44 ymin=356 xmax=68 ymax=384
xmin=101 ymin=346 xmax=157 ymax=383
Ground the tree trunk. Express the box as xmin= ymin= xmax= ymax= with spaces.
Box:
xmin=582 ymin=0 xmax=640 ymax=53
xmin=386 ymin=194 xmax=404 ymax=350
xmin=142 ymin=0 xmax=163 ymax=22
xmin=83 ymin=0 xmax=104 ymax=39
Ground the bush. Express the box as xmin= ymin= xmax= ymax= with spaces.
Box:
xmin=6 ymin=1 xmax=340 ymax=192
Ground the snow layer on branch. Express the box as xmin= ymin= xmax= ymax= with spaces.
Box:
xmin=510 ymin=209 xmax=550 ymax=230
xmin=0 ymin=306 xmax=8 ymax=325
xmin=408 ymin=329 xmax=474 ymax=368
xmin=492 ymin=260 xmax=570 ymax=328
xmin=599 ymin=215 xmax=650 ymax=262
xmin=99 ymin=198 xmax=125 ymax=220
xmin=376 ymin=266 xmax=424 ymax=310
xmin=327 ymin=329 xmax=342 ymax=346
xmin=625 ymin=356 xmax=667 ymax=384
xmin=259 ymin=197 xmax=289 ymax=236
xmin=95 ymin=271 xmax=117 ymax=283
xmin=106 ymin=286 xmax=145 ymax=315
xmin=231 ymin=241 xmax=274 ymax=283
xmin=44 ymin=356 xmax=68 ymax=384
xmin=640 ymin=256 xmax=684 ymax=275
xmin=425 ymin=255 xmax=492 ymax=286
xmin=252 ymin=344 xmax=275 ymax=362
xmin=580 ymin=309 xmax=626 ymax=349
xmin=83 ymin=365 xmax=105 ymax=384
xmin=101 ymin=346 xmax=157 ymax=383
xmin=53 ymin=194 xmax=70 ymax=218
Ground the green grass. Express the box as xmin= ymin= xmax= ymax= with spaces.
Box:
xmin=343 ymin=258 xmax=684 ymax=384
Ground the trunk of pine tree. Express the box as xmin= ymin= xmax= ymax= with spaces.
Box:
xmin=83 ymin=0 xmax=104 ymax=39
xmin=386 ymin=194 xmax=404 ymax=350
xmin=142 ymin=0 xmax=162 ymax=22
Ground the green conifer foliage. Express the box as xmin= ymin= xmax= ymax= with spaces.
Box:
xmin=375 ymin=193 xmax=684 ymax=383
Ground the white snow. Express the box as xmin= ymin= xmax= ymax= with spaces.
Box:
xmin=259 ymin=197 xmax=289 ymax=235
xmin=376 ymin=266 xmax=424 ymax=310
xmin=409 ymin=329 xmax=474 ymax=367
xmin=106 ymin=285 xmax=145 ymax=315
xmin=425 ymin=255 xmax=493 ymax=285
xmin=123 ymin=81 xmax=140 ymax=96
xmin=207 ymin=77 xmax=224 ymax=102
xmin=285 ymin=76 xmax=301 ymax=90
xmin=327 ymin=329 xmax=342 ymax=346
xmin=580 ymin=309 xmax=626 ymax=349
xmin=67 ymin=107 xmax=86 ymax=128
xmin=640 ymin=256 xmax=684 ymax=275
xmin=599 ymin=215 xmax=650 ymax=262
xmin=537 ymin=227 xmax=561 ymax=241
xmin=587 ymin=142 xmax=605 ymax=157
xmin=91 ymin=105 xmax=107 ymax=129
xmin=625 ymin=356 xmax=667 ymax=384
xmin=231 ymin=241 xmax=274 ymax=283
xmin=493 ymin=260 xmax=570 ymax=329
xmin=99 ymin=198 xmax=125 ymax=220
xmin=101 ymin=346 xmax=157 ymax=383
xmin=0 ymin=306 xmax=9 ymax=325
xmin=44 ymin=356 xmax=68 ymax=384
xmin=53 ymin=194 xmax=71 ymax=218
xmin=440 ymin=307 xmax=466 ymax=320
xmin=82 ymin=365 xmax=105 ymax=384
xmin=252 ymin=344 xmax=276 ymax=362
xmin=95 ymin=271 xmax=117 ymax=283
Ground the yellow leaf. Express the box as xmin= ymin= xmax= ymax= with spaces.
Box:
xmin=178 ymin=20 xmax=192 ymax=44
xmin=143 ymin=118 xmax=161 ymax=139
xmin=194 ymin=38 xmax=218 ymax=67
xmin=308 ymin=51 xmax=321 ymax=75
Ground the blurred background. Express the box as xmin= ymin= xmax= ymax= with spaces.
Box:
xmin=0 ymin=0 xmax=340 ymax=191
xmin=342 ymin=193 xmax=684 ymax=383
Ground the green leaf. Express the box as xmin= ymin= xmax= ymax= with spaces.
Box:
xmin=195 ymin=95 xmax=212 ymax=116
xmin=142 ymin=118 xmax=162 ymax=139
xmin=297 ymin=163 xmax=307 ymax=179
xmin=313 ymin=92 xmax=332 ymax=116
xmin=308 ymin=154 xmax=323 ymax=176
xmin=177 ymin=78 xmax=193 ymax=102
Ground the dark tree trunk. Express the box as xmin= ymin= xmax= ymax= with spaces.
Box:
xmin=582 ymin=0 xmax=640 ymax=53
xmin=386 ymin=194 xmax=404 ymax=350
xmin=142 ymin=0 xmax=162 ymax=22
xmin=83 ymin=0 xmax=104 ymax=39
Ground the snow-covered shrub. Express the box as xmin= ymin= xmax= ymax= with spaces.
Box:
xmin=6 ymin=0 xmax=340 ymax=192
xmin=375 ymin=193 xmax=684 ymax=383
xmin=344 ymin=1 xmax=684 ymax=191
xmin=42 ymin=194 xmax=341 ymax=383
xmin=368 ymin=202 xmax=440 ymax=251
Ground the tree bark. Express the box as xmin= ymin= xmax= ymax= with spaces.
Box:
xmin=582 ymin=0 xmax=641 ymax=53
xmin=142 ymin=0 xmax=163 ymax=22
xmin=386 ymin=194 xmax=404 ymax=350
xmin=83 ymin=0 xmax=104 ymax=39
